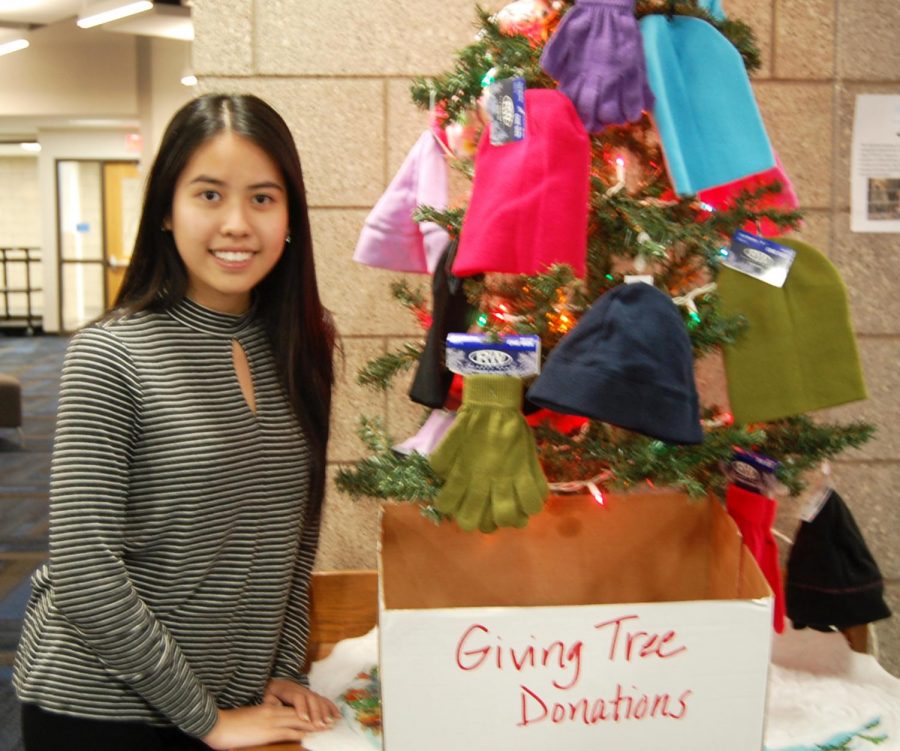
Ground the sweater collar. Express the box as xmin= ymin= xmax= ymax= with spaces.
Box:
xmin=168 ymin=296 xmax=257 ymax=338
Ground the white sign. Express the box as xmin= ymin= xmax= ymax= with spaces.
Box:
xmin=380 ymin=599 xmax=772 ymax=750
xmin=851 ymin=94 xmax=900 ymax=233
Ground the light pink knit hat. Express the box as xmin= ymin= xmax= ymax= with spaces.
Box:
xmin=353 ymin=130 xmax=450 ymax=274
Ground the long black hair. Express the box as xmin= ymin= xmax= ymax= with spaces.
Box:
xmin=115 ymin=93 xmax=336 ymax=516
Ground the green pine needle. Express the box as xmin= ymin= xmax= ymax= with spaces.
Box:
xmin=356 ymin=343 xmax=424 ymax=391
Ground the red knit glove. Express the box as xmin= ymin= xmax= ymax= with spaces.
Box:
xmin=726 ymin=484 xmax=786 ymax=633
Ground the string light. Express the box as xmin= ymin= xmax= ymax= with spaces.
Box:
xmin=605 ymin=156 xmax=626 ymax=197
xmin=687 ymin=307 xmax=702 ymax=328
xmin=672 ymin=282 xmax=717 ymax=327
xmin=548 ymin=472 xmax=613 ymax=499
xmin=701 ymin=411 xmax=735 ymax=429
xmin=476 ymin=312 xmax=489 ymax=327
xmin=415 ymin=308 xmax=433 ymax=330
xmin=547 ymin=309 xmax=575 ymax=335
xmin=547 ymin=288 xmax=577 ymax=335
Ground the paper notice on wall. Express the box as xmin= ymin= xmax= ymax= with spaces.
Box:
xmin=851 ymin=94 xmax=900 ymax=233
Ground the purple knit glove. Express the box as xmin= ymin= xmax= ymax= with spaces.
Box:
xmin=540 ymin=0 xmax=653 ymax=132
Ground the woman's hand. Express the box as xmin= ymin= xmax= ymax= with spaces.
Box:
xmin=201 ymin=704 xmax=307 ymax=749
xmin=263 ymin=678 xmax=340 ymax=732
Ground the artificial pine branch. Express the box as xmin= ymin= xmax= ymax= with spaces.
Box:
xmin=356 ymin=342 xmax=423 ymax=391
xmin=409 ymin=7 xmax=554 ymax=122
xmin=757 ymin=416 xmax=876 ymax=494
xmin=412 ymin=206 xmax=465 ymax=238
xmin=532 ymin=415 xmax=874 ymax=499
xmin=334 ymin=417 xmax=441 ymax=503
xmin=534 ymin=420 xmax=766 ymax=498
xmin=685 ymin=295 xmax=747 ymax=355
xmin=389 ymin=279 xmax=428 ymax=312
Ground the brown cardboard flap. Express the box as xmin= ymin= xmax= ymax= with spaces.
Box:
xmin=706 ymin=494 xmax=744 ymax=599
xmin=738 ymin=543 xmax=774 ymax=599
xmin=380 ymin=490 xmax=770 ymax=610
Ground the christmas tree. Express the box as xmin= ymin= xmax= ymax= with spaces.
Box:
xmin=336 ymin=0 xmax=874 ymax=523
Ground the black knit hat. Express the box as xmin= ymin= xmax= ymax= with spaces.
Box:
xmin=787 ymin=488 xmax=891 ymax=630
xmin=527 ymin=283 xmax=703 ymax=444
xmin=409 ymin=239 xmax=474 ymax=409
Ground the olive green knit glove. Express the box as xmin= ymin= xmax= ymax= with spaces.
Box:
xmin=429 ymin=375 xmax=550 ymax=532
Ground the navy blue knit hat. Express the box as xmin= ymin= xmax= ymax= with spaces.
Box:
xmin=787 ymin=488 xmax=891 ymax=630
xmin=527 ymin=283 xmax=703 ymax=444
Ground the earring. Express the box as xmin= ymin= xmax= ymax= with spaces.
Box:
xmin=285 ymin=234 xmax=292 ymax=244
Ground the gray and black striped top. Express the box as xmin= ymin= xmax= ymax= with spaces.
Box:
xmin=13 ymin=297 xmax=318 ymax=738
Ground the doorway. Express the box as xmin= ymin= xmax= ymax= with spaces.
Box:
xmin=56 ymin=159 xmax=141 ymax=332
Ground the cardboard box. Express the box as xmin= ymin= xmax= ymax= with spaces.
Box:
xmin=378 ymin=490 xmax=773 ymax=751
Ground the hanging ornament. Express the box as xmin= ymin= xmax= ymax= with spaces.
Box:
xmin=445 ymin=108 xmax=483 ymax=160
xmin=494 ymin=0 xmax=560 ymax=45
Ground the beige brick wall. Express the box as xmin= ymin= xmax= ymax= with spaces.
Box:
xmin=192 ymin=0 xmax=900 ymax=674
xmin=0 ymin=157 xmax=41 ymax=248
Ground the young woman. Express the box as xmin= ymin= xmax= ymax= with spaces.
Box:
xmin=13 ymin=94 xmax=340 ymax=750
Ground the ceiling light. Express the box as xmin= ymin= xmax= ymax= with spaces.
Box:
xmin=180 ymin=73 xmax=197 ymax=86
xmin=0 ymin=37 xmax=28 ymax=56
xmin=77 ymin=0 xmax=154 ymax=29
xmin=19 ymin=142 xmax=41 ymax=153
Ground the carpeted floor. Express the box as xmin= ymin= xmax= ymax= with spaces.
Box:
xmin=0 ymin=333 xmax=68 ymax=751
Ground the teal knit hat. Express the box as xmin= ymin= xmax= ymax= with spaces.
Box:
xmin=718 ymin=237 xmax=867 ymax=424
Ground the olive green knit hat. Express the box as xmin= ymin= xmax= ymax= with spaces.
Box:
xmin=718 ymin=237 xmax=867 ymax=424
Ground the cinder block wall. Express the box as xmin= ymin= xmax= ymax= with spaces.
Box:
xmin=192 ymin=0 xmax=900 ymax=674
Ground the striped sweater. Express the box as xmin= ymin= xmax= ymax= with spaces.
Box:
xmin=13 ymin=297 xmax=318 ymax=738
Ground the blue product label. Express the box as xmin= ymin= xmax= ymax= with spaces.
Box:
xmin=729 ymin=449 xmax=780 ymax=494
xmin=445 ymin=333 xmax=541 ymax=376
xmin=721 ymin=230 xmax=796 ymax=287
xmin=488 ymin=77 xmax=526 ymax=146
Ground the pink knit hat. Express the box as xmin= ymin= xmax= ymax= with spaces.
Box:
xmin=353 ymin=130 xmax=450 ymax=274
xmin=452 ymin=88 xmax=591 ymax=278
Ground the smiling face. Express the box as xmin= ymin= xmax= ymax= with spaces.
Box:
xmin=166 ymin=131 xmax=290 ymax=314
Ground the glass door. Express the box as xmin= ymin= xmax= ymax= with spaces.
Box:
xmin=103 ymin=162 xmax=141 ymax=306
xmin=57 ymin=159 xmax=140 ymax=331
